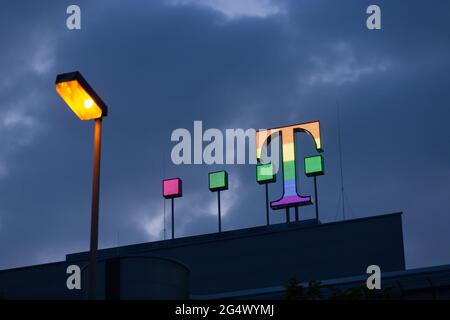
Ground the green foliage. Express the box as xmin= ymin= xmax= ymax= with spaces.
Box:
xmin=283 ymin=277 xmax=392 ymax=300
xmin=283 ymin=277 xmax=305 ymax=300
xmin=327 ymin=285 xmax=392 ymax=300
xmin=283 ymin=278 xmax=323 ymax=300
xmin=306 ymin=280 xmax=323 ymax=300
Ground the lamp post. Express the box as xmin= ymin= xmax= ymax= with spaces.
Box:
xmin=55 ymin=71 xmax=108 ymax=300
xmin=208 ymin=171 xmax=228 ymax=233
xmin=256 ymin=163 xmax=276 ymax=226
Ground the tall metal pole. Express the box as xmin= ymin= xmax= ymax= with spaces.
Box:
xmin=314 ymin=176 xmax=319 ymax=221
xmin=171 ymin=198 xmax=175 ymax=239
xmin=218 ymin=191 xmax=222 ymax=232
xmin=337 ymin=101 xmax=346 ymax=220
xmin=265 ymin=184 xmax=270 ymax=226
xmin=88 ymin=118 xmax=102 ymax=300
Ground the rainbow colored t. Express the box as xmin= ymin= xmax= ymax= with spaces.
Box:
xmin=256 ymin=121 xmax=322 ymax=209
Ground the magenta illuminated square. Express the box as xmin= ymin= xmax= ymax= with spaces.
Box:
xmin=163 ymin=178 xmax=182 ymax=199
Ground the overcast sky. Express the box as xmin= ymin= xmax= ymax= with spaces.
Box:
xmin=0 ymin=0 xmax=449 ymax=270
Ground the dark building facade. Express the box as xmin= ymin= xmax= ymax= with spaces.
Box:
xmin=67 ymin=212 xmax=406 ymax=295
xmin=1 ymin=212 xmax=449 ymax=299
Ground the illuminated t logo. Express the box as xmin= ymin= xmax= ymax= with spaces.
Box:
xmin=256 ymin=121 xmax=322 ymax=209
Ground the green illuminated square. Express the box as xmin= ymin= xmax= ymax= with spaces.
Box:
xmin=209 ymin=170 xmax=228 ymax=191
xmin=304 ymin=155 xmax=324 ymax=177
xmin=256 ymin=163 xmax=276 ymax=184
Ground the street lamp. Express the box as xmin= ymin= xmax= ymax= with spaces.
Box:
xmin=55 ymin=71 xmax=108 ymax=300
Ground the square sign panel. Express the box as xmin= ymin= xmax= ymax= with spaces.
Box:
xmin=304 ymin=155 xmax=324 ymax=177
xmin=209 ymin=171 xmax=228 ymax=191
xmin=256 ymin=163 xmax=276 ymax=184
xmin=163 ymin=178 xmax=182 ymax=199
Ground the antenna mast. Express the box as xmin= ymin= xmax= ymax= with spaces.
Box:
xmin=337 ymin=101 xmax=346 ymax=220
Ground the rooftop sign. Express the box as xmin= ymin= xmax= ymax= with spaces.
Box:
xmin=256 ymin=121 xmax=322 ymax=209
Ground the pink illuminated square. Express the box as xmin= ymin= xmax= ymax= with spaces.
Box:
xmin=163 ymin=178 xmax=182 ymax=199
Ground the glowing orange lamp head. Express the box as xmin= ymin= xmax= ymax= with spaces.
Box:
xmin=55 ymin=71 xmax=108 ymax=120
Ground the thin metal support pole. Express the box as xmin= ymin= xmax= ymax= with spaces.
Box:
xmin=171 ymin=198 xmax=175 ymax=239
xmin=218 ymin=191 xmax=222 ymax=232
xmin=314 ymin=176 xmax=319 ymax=222
xmin=265 ymin=184 xmax=270 ymax=226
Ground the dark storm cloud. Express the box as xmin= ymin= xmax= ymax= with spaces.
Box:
xmin=0 ymin=0 xmax=449 ymax=269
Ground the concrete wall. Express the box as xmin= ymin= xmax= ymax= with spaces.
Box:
xmin=68 ymin=212 xmax=406 ymax=295
xmin=103 ymin=256 xmax=190 ymax=300
xmin=1 ymin=213 xmax=405 ymax=298
xmin=200 ymin=264 xmax=450 ymax=300
xmin=0 ymin=261 xmax=83 ymax=299
xmin=0 ymin=256 xmax=189 ymax=300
